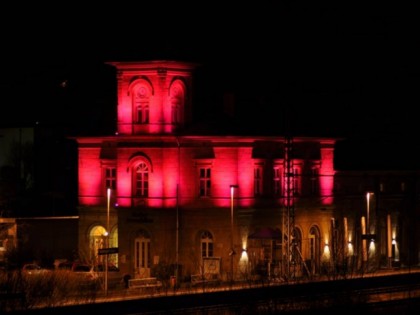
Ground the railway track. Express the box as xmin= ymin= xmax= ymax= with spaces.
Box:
xmin=6 ymin=270 xmax=420 ymax=314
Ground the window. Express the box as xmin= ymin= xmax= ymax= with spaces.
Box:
xmin=199 ymin=167 xmax=211 ymax=197
xmin=309 ymin=227 xmax=319 ymax=261
xmin=172 ymin=103 xmax=179 ymax=124
xmin=273 ymin=166 xmax=282 ymax=196
xmin=291 ymin=228 xmax=302 ymax=265
xmin=89 ymin=225 xmax=106 ymax=264
xmin=309 ymin=226 xmax=321 ymax=273
xmin=170 ymin=84 xmax=183 ymax=124
xmin=254 ymin=166 xmax=263 ymax=196
xmin=201 ymin=231 xmax=214 ymax=258
xmin=283 ymin=164 xmax=301 ymax=198
xmin=105 ymin=166 xmax=116 ymax=191
xmin=136 ymin=103 xmax=149 ymax=124
xmin=133 ymin=85 xmax=150 ymax=124
xmin=135 ymin=162 xmax=149 ymax=197
xmin=293 ymin=167 xmax=300 ymax=196
xmin=310 ymin=167 xmax=319 ymax=195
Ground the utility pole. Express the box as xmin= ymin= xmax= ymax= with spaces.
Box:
xmin=282 ymin=136 xmax=295 ymax=280
xmin=105 ymin=187 xmax=111 ymax=295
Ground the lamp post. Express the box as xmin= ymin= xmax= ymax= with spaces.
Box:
xmin=230 ymin=185 xmax=238 ymax=284
xmin=365 ymin=192 xmax=374 ymax=271
xmin=105 ymin=187 xmax=111 ymax=295
xmin=366 ymin=192 xmax=373 ymax=234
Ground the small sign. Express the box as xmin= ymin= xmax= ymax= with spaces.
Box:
xmin=98 ymin=247 xmax=119 ymax=255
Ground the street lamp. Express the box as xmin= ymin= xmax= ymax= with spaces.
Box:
xmin=363 ymin=192 xmax=374 ymax=271
xmin=105 ymin=187 xmax=111 ymax=295
xmin=230 ymin=185 xmax=238 ymax=284
xmin=366 ymin=192 xmax=373 ymax=234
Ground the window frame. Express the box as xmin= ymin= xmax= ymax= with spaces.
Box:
xmin=195 ymin=160 xmax=213 ymax=197
xmin=201 ymin=230 xmax=214 ymax=258
xmin=102 ymin=161 xmax=117 ymax=195
xmin=134 ymin=161 xmax=149 ymax=197
xmin=254 ymin=164 xmax=264 ymax=196
xmin=132 ymin=83 xmax=151 ymax=124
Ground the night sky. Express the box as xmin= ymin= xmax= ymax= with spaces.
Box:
xmin=1 ymin=2 xmax=419 ymax=169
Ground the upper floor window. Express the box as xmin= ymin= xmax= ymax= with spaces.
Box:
xmin=105 ymin=166 xmax=116 ymax=191
xmin=283 ymin=164 xmax=301 ymax=197
xmin=199 ymin=167 xmax=211 ymax=197
xmin=254 ymin=166 xmax=263 ymax=196
xmin=135 ymin=162 xmax=149 ymax=197
xmin=171 ymin=103 xmax=179 ymax=124
xmin=170 ymin=84 xmax=184 ymax=125
xmin=273 ymin=166 xmax=282 ymax=196
xmin=133 ymin=85 xmax=150 ymax=124
xmin=201 ymin=230 xmax=214 ymax=258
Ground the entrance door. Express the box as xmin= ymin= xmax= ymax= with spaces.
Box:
xmin=134 ymin=236 xmax=151 ymax=278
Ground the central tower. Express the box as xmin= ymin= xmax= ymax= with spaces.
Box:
xmin=107 ymin=60 xmax=197 ymax=135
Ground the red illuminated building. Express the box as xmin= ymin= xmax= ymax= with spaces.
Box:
xmin=59 ymin=60 xmax=417 ymax=283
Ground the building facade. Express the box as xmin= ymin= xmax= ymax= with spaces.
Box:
xmin=74 ymin=60 xmax=415 ymax=284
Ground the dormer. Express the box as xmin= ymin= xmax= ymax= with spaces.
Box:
xmin=107 ymin=60 xmax=197 ymax=135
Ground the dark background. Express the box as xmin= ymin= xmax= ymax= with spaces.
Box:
xmin=1 ymin=2 xmax=419 ymax=169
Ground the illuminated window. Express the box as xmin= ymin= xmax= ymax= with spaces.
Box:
xmin=199 ymin=167 xmax=211 ymax=197
xmin=105 ymin=166 xmax=116 ymax=191
xmin=283 ymin=162 xmax=301 ymax=198
xmin=254 ymin=166 xmax=263 ymax=196
xmin=273 ymin=166 xmax=282 ymax=196
xmin=135 ymin=162 xmax=149 ymax=197
xmin=89 ymin=226 xmax=106 ymax=265
xmin=170 ymin=83 xmax=184 ymax=125
xmin=201 ymin=230 xmax=214 ymax=258
xmin=172 ymin=102 xmax=179 ymax=124
xmin=133 ymin=85 xmax=150 ymax=124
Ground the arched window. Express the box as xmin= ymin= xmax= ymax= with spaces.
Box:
xmin=291 ymin=227 xmax=302 ymax=265
xmin=135 ymin=162 xmax=149 ymax=197
xmin=133 ymin=84 xmax=151 ymax=124
xmin=169 ymin=81 xmax=185 ymax=125
xmin=89 ymin=225 xmax=119 ymax=267
xmin=309 ymin=226 xmax=321 ymax=274
xmin=89 ymin=226 xmax=106 ymax=264
xmin=201 ymin=230 xmax=214 ymax=258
